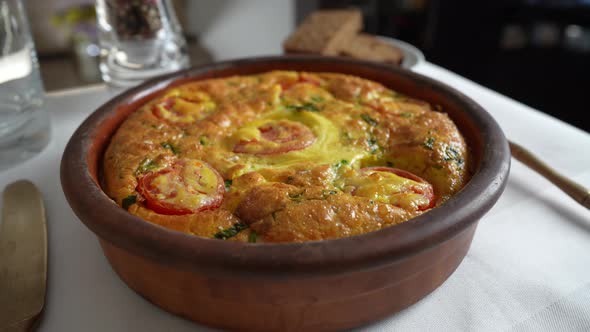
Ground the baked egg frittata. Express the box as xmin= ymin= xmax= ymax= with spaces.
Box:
xmin=103 ymin=71 xmax=470 ymax=243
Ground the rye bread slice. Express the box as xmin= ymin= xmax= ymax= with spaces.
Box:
xmin=283 ymin=9 xmax=363 ymax=56
xmin=340 ymin=33 xmax=404 ymax=65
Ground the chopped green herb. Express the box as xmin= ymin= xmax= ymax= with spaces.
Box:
xmin=288 ymin=192 xmax=304 ymax=202
xmin=342 ymin=131 xmax=352 ymax=140
xmin=400 ymin=112 xmax=413 ymax=118
xmin=224 ymin=179 xmax=232 ymax=192
xmin=135 ymin=158 xmax=158 ymax=175
xmin=322 ymin=190 xmax=338 ymax=199
xmin=199 ymin=135 xmax=209 ymax=146
xmin=286 ymin=103 xmax=320 ymax=113
xmin=444 ymin=146 xmax=459 ymax=161
xmin=160 ymin=142 xmax=179 ymax=154
xmin=214 ymin=223 xmax=248 ymax=240
xmin=361 ymin=113 xmax=378 ymax=126
xmin=153 ymin=121 xmax=167 ymax=129
xmin=333 ymin=159 xmax=349 ymax=171
xmin=248 ymin=231 xmax=258 ymax=243
xmin=424 ymin=137 xmax=435 ymax=150
xmin=367 ymin=137 xmax=379 ymax=154
xmin=122 ymin=195 xmax=136 ymax=210
xmin=444 ymin=146 xmax=464 ymax=165
xmin=310 ymin=95 xmax=324 ymax=103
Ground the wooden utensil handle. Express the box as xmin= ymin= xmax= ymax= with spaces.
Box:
xmin=509 ymin=141 xmax=590 ymax=210
xmin=0 ymin=318 xmax=35 ymax=332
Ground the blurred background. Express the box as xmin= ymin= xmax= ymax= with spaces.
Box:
xmin=28 ymin=0 xmax=589 ymax=132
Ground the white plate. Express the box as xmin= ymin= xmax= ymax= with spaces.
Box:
xmin=377 ymin=35 xmax=425 ymax=69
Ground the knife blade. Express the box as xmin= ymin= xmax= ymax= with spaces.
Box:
xmin=0 ymin=180 xmax=47 ymax=332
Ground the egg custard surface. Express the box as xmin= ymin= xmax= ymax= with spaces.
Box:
xmin=103 ymin=71 xmax=471 ymax=243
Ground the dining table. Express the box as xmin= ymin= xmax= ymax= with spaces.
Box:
xmin=0 ymin=59 xmax=589 ymax=332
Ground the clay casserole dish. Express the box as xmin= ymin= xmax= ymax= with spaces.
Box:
xmin=61 ymin=56 xmax=510 ymax=331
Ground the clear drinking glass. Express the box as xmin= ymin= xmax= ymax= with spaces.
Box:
xmin=95 ymin=0 xmax=190 ymax=88
xmin=0 ymin=0 xmax=50 ymax=171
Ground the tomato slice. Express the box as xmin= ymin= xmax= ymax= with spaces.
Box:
xmin=137 ymin=159 xmax=224 ymax=215
xmin=152 ymin=96 xmax=214 ymax=124
xmin=233 ymin=119 xmax=316 ymax=155
xmin=279 ymin=73 xmax=321 ymax=91
xmin=351 ymin=167 xmax=435 ymax=211
xmin=299 ymin=73 xmax=321 ymax=86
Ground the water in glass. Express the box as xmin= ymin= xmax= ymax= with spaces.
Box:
xmin=0 ymin=0 xmax=50 ymax=171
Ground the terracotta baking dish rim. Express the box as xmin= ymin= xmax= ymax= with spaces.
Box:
xmin=61 ymin=55 xmax=510 ymax=278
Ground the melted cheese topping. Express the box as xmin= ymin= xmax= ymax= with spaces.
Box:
xmin=344 ymin=171 xmax=432 ymax=211
xmin=227 ymin=110 xmax=367 ymax=174
xmin=153 ymin=89 xmax=216 ymax=123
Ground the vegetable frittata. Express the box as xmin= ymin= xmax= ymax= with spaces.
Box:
xmin=103 ymin=71 xmax=470 ymax=243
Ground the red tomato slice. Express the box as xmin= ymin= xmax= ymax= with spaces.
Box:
xmin=279 ymin=73 xmax=321 ymax=90
xmin=137 ymin=159 xmax=224 ymax=215
xmin=233 ymin=120 xmax=316 ymax=155
xmin=279 ymin=81 xmax=298 ymax=90
xmin=299 ymin=73 xmax=321 ymax=86
xmin=356 ymin=167 xmax=435 ymax=211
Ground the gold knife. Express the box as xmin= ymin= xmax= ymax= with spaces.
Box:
xmin=0 ymin=180 xmax=47 ymax=332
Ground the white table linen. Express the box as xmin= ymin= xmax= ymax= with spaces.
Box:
xmin=1 ymin=63 xmax=589 ymax=332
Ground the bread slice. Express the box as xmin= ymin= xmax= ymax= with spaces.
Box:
xmin=283 ymin=9 xmax=363 ymax=56
xmin=340 ymin=33 xmax=404 ymax=65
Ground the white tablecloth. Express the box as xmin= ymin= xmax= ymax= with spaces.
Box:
xmin=1 ymin=62 xmax=589 ymax=332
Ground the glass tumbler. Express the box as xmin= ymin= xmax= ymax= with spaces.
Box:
xmin=0 ymin=0 xmax=50 ymax=171
xmin=95 ymin=0 xmax=190 ymax=88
